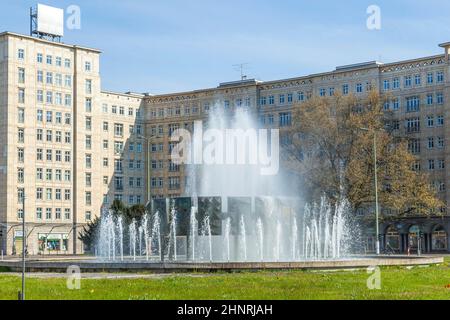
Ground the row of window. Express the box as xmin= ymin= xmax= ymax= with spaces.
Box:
xmin=383 ymin=72 xmax=444 ymax=91
xmin=17 ymin=207 xmax=71 ymax=221
xmin=17 ymin=168 xmax=72 ymax=184
xmin=150 ymin=177 xmax=181 ymax=190
xmin=102 ymin=104 xmax=142 ymax=118
xmin=407 ymin=137 xmax=445 ymax=154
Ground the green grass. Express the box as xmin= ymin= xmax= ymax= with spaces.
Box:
xmin=1 ymin=260 xmax=450 ymax=300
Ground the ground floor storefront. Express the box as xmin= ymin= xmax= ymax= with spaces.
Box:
xmin=364 ymin=217 xmax=450 ymax=254
xmin=0 ymin=223 xmax=84 ymax=256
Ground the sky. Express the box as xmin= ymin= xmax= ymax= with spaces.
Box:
xmin=2 ymin=0 xmax=450 ymax=95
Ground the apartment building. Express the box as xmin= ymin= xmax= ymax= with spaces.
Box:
xmin=0 ymin=30 xmax=449 ymax=255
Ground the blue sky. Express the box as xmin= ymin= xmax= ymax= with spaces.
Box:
xmin=2 ymin=0 xmax=450 ymax=94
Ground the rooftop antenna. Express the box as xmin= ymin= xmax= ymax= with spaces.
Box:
xmin=233 ymin=63 xmax=250 ymax=81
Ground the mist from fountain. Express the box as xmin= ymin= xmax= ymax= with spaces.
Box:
xmin=96 ymin=103 xmax=356 ymax=263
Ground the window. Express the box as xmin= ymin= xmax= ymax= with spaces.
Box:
xmin=427 ymin=116 xmax=434 ymax=127
xmin=18 ymin=128 xmax=24 ymax=143
xmin=85 ymin=98 xmax=92 ymax=112
xmin=55 ymin=208 xmax=62 ymax=220
xmin=427 ymin=94 xmax=434 ymax=106
xmin=18 ymin=148 xmax=24 ymax=163
xmin=65 ymin=94 xmax=72 ymax=107
xmin=437 ymin=93 xmax=444 ymax=104
xmin=383 ymin=80 xmax=390 ymax=91
xmin=18 ymin=49 xmax=24 ymax=60
xmin=86 ymin=154 xmax=92 ymax=169
xmin=18 ymin=88 xmax=25 ymax=103
xmin=438 ymin=137 xmax=445 ymax=149
xmin=342 ymin=84 xmax=349 ymax=94
xmin=85 ymin=61 xmax=91 ymax=72
xmin=46 ymin=91 xmax=53 ymax=104
xmin=64 ymin=209 xmax=70 ymax=221
xmin=37 ymin=70 xmax=43 ymax=83
xmin=46 ymin=208 xmax=52 ymax=220
xmin=65 ymin=75 xmax=72 ymax=87
xmin=36 ymin=208 xmax=43 ymax=220
xmin=46 ymin=72 xmax=53 ymax=84
xmin=65 ymin=58 xmax=71 ymax=68
xmin=279 ymin=94 xmax=286 ymax=104
xmin=393 ymin=78 xmax=400 ymax=89
xmin=427 ymin=73 xmax=434 ymax=84
xmin=406 ymin=96 xmax=420 ymax=112
xmin=55 ymin=74 xmax=62 ymax=86
xmin=18 ymin=108 xmax=25 ymax=123
xmin=18 ymin=68 xmax=25 ymax=83
xmin=429 ymin=159 xmax=435 ymax=171
xmin=298 ymin=92 xmax=305 ymax=101
xmin=85 ymin=117 xmax=92 ymax=130
xmin=319 ymin=89 xmax=326 ymax=97
xmin=86 ymin=173 xmax=92 ymax=187
xmin=55 ymin=92 xmax=62 ymax=105
xmin=37 ymin=129 xmax=43 ymax=141
xmin=404 ymin=75 xmax=412 ymax=87
xmin=103 ymin=121 xmax=109 ymax=131
xmin=406 ymin=118 xmax=420 ymax=133
xmin=36 ymin=188 xmax=43 ymax=200
xmin=393 ymin=98 xmax=400 ymax=111
xmin=260 ymin=96 xmax=267 ymax=106
xmin=86 ymin=192 xmax=92 ymax=206
xmin=437 ymin=115 xmax=444 ymax=126
xmin=114 ymin=123 xmax=124 ymax=137
xmin=18 ymin=168 xmax=24 ymax=183
xmin=279 ymin=112 xmax=292 ymax=127
xmin=85 ymin=212 xmax=92 ymax=221
xmin=85 ymin=135 xmax=92 ymax=149
xmin=428 ymin=137 xmax=435 ymax=149
xmin=37 ymin=53 xmax=43 ymax=63
xmin=37 ymin=149 xmax=43 ymax=161
xmin=85 ymin=79 xmax=92 ymax=94
xmin=437 ymin=71 xmax=444 ymax=83
xmin=414 ymin=74 xmax=421 ymax=86
xmin=408 ymin=139 xmax=421 ymax=154
xmin=56 ymin=56 xmax=62 ymax=66
xmin=356 ymin=83 xmax=363 ymax=93
xmin=269 ymin=96 xmax=275 ymax=105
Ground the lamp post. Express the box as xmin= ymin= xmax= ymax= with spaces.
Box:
xmin=20 ymin=191 xmax=26 ymax=300
xmin=360 ymin=128 xmax=381 ymax=255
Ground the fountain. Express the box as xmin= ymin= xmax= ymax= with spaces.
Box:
xmin=95 ymin=105 xmax=356 ymax=264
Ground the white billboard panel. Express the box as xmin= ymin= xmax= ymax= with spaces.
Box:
xmin=37 ymin=4 xmax=64 ymax=37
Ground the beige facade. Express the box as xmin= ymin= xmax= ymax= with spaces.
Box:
xmin=0 ymin=31 xmax=449 ymax=255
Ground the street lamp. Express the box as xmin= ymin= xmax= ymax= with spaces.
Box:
xmin=19 ymin=191 xmax=26 ymax=300
xmin=359 ymin=127 xmax=381 ymax=256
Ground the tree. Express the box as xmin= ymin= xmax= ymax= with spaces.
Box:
xmin=283 ymin=90 xmax=443 ymax=218
xmin=78 ymin=201 xmax=147 ymax=252
xmin=78 ymin=217 xmax=100 ymax=254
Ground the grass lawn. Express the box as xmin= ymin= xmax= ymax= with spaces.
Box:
xmin=0 ymin=259 xmax=449 ymax=300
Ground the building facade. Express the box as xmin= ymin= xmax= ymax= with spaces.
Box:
xmin=0 ymin=31 xmax=449 ymax=255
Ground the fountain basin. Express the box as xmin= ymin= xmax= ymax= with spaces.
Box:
xmin=0 ymin=256 xmax=443 ymax=273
